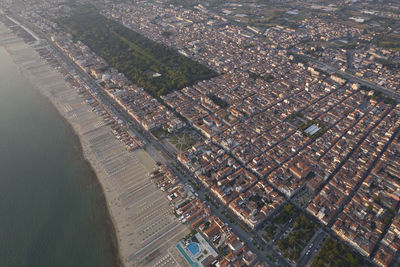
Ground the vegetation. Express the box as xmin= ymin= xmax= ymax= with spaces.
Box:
xmin=298 ymin=120 xmax=316 ymax=132
xmin=273 ymin=204 xmax=298 ymax=225
xmin=248 ymin=71 xmax=275 ymax=82
xmin=188 ymin=179 xmax=199 ymax=190
xmin=262 ymin=73 xmax=275 ymax=82
xmin=311 ymin=238 xmax=363 ymax=267
xmin=169 ymin=132 xmax=197 ymax=151
xmin=360 ymin=86 xmax=396 ymax=105
xmin=383 ymin=208 xmax=396 ymax=227
xmin=192 ymin=235 xmax=199 ymax=243
xmin=375 ymin=33 xmax=400 ymax=50
xmin=287 ymin=112 xmax=304 ymax=122
xmin=238 ymin=221 xmax=251 ymax=233
xmin=263 ymin=224 xmax=277 ymax=240
xmin=208 ymin=94 xmax=229 ymax=108
xmin=277 ymin=214 xmax=316 ymax=261
xmin=298 ymin=120 xmax=326 ymax=139
xmin=305 ymin=45 xmax=324 ymax=57
xmin=205 ymin=194 xmax=219 ymax=208
xmin=161 ymin=31 xmax=172 ymax=38
xmin=57 ymin=8 xmax=217 ymax=98
xmin=248 ymin=71 xmax=260 ymax=80
xmin=151 ymin=127 xmax=169 ymax=139
xmin=375 ymin=58 xmax=400 ymax=70
xmin=223 ymin=211 xmax=236 ymax=224
xmin=183 ymin=229 xmax=198 ymax=241
xmin=289 ymin=53 xmax=308 ymax=64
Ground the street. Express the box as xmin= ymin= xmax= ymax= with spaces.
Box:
xmin=15 ymin=15 xmax=292 ymax=267
xmin=300 ymin=54 xmax=400 ymax=101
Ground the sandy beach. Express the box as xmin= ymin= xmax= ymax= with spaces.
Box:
xmin=0 ymin=22 xmax=189 ymax=267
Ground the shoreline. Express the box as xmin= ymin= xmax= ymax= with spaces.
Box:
xmin=69 ymin=120 xmax=123 ymax=267
xmin=0 ymin=22 xmax=188 ymax=267
xmin=0 ymin=35 xmax=123 ymax=266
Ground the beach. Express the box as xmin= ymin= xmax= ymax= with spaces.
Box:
xmin=0 ymin=22 xmax=189 ymax=267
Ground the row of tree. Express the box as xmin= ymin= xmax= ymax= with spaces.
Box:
xmin=311 ymin=238 xmax=363 ymax=267
xmin=57 ymin=9 xmax=217 ymax=97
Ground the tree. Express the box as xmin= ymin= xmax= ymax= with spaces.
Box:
xmin=57 ymin=8 xmax=216 ymax=98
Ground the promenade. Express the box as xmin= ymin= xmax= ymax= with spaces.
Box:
xmin=0 ymin=23 xmax=189 ymax=267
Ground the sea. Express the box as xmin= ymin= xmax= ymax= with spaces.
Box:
xmin=0 ymin=47 xmax=119 ymax=266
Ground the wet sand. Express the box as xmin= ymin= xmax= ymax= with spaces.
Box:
xmin=0 ymin=22 xmax=188 ymax=267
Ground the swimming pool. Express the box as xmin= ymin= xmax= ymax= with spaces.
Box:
xmin=176 ymin=243 xmax=199 ymax=267
xmin=187 ymin=242 xmax=200 ymax=256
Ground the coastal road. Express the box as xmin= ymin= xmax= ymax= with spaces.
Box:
xmin=17 ymin=15 xmax=297 ymax=267
xmin=168 ymin=162 xmax=291 ymax=267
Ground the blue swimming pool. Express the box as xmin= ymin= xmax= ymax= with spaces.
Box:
xmin=176 ymin=244 xmax=199 ymax=267
xmin=187 ymin=242 xmax=200 ymax=256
